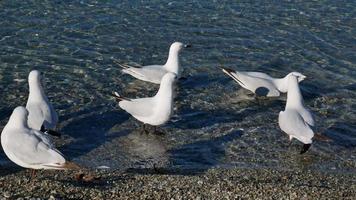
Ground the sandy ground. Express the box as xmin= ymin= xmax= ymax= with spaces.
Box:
xmin=0 ymin=166 xmax=355 ymax=199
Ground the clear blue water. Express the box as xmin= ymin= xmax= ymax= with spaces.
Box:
xmin=0 ymin=0 xmax=355 ymax=173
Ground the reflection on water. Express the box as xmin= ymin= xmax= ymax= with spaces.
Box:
xmin=0 ymin=0 xmax=355 ymax=173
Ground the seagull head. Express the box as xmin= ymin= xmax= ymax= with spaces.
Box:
xmin=170 ymin=42 xmax=191 ymax=52
xmin=288 ymin=72 xmax=306 ymax=82
xmin=8 ymin=106 xmax=29 ymax=128
xmin=161 ymin=72 xmax=177 ymax=83
xmin=28 ymin=70 xmax=42 ymax=85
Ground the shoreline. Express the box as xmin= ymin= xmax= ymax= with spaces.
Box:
xmin=0 ymin=167 xmax=354 ymax=199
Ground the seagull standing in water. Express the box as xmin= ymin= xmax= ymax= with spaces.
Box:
xmin=116 ymin=42 xmax=191 ymax=84
xmin=26 ymin=70 xmax=60 ymax=137
xmin=113 ymin=72 xmax=177 ymax=134
xmin=221 ymin=67 xmax=306 ymax=97
xmin=278 ymin=74 xmax=315 ymax=154
xmin=1 ymin=106 xmax=78 ymax=176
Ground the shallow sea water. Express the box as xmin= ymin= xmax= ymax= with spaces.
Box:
xmin=0 ymin=0 xmax=355 ymax=173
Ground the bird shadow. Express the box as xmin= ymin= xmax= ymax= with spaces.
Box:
xmin=255 ymin=87 xmax=270 ymax=96
xmin=0 ymin=107 xmax=12 ymax=124
xmin=58 ymin=108 xmax=129 ymax=162
xmin=127 ymin=129 xmax=243 ymax=175
xmin=0 ymin=161 xmax=23 ymax=176
xmin=322 ymin=122 xmax=356 ymax=148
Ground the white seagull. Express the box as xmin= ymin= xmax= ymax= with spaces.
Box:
xmin=26 ymin=70 xmax=60 ymax=137
xmin=1 ymin=106 xmax=78 ymax=172
xmin=278 ymin=74 xmax=315 ymax=154
xmin=113 ymin=72 xmax=177 ymax=133
xmin=116 ymin=42 xmax=191 ymax=84
xmin=221 ymin=67 xmax=306 ymax=97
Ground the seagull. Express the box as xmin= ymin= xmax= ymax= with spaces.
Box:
xmin=221 ymin=67 xmax=306 ymax=97
xmin=1 ymin=106 xmax=79 ymax=174
xmin=113 ymin=72 xmax=177 ymax=133
xmin=278 ymin=74 xmax=315 ymax=154
xmin=26 ymin=70 xmax=60 ymax=137
xmin=115 ymin=42 xmax=191 ymax=84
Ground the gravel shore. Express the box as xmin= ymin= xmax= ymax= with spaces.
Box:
xmin=0 ymin=166 xmax=354 ymax=199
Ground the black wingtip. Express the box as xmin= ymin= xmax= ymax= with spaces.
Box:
xmin=300 ymin=143 xmax=311 ymax=154
xmin=111 ymin=92 xmax=131 ymax=102
xmin=45 ymin=130 xmax=62 ymax=138
xmin=41 ymin=126 xmax=61 ymax=138
xmin=184 ymin=44 xmax=192 ymax=48
xmin=220 ymin=67 xmax=246 ymax=87
xmin=220 ymin=66 xmax=235 ymax=74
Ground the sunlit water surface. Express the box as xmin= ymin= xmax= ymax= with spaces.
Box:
xmin=0 ymin=0 xmax=355 ymax=174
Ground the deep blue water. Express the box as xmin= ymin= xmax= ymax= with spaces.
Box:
xmin=0 ymin=0 xmax=355 ymax=173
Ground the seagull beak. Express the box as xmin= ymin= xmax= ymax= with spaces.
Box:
xmin=184 ymin=44 xmax=192 ymax=48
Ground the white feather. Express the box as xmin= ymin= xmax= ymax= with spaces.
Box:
xmin=1 ymin=107 xmax=66 ymax=170
xmin=278 ymin=75 xmax=315 ymax=144
xmin=222 ymin=68 xmax=306 ymax=97
xmin=119 ymin=42 xmax=188 ymax=84
xmin=26 ymin=70 xmax=58 ymax=130
xmin=116 ymin=73 xmax=176 ymax=126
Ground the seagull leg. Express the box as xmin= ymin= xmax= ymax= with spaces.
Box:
xmin=152 ymin=126 xmax=165 ymax=136
xmin=141 ymin=124 xmax=149 ymax=134
xmin=30 ymin=169 xmax=37 ymax=179
xmin=288 ymin=140 xmax=292 ymax=147
xmin=300 ymin=144 xmax=312 ymax=154
xmin=288 ymin=135 xmax=293 ymax=147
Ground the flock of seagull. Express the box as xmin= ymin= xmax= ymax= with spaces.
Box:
xmin=1 ymin=42 xmax=319 ymax=174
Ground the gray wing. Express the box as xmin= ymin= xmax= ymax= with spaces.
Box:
xmin=41 ymin=102 xmax=58 ymax=129
xmin=32 ymin=129 xmax=53 ymax=148
xmin=245 ymin=72 xmax=273 ymax=80
xmin=234 ymin=72 xmax=280 ymax=97
xmin=279 ymin=110 xmax=314 ymax=143
xmin=119 ymin=97 xmax=155 ymax=118
xmin=122 ymin=65 xmax=167 ymax=84
xmin=7 ymin=130 xmax=65 ymax=166
xmin=298 ymin=108 xmax=315 ymax=127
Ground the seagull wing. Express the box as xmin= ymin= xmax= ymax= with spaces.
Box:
xmin=298 ymin=108 xmax=315 ymax=127
xmin=119 ymin=97 xmax=155 ymax=118
xmin=122 ymin=65 xmax=167 ymax=84
xmin=279 ymin=110 xmax=314 ymax=144
xmin=31 ymin=129 xmax=53 ymax=148
xmin=236 ymin=73 xmax=280 ymax=97
xmin=6 ymin=129 xmax=65 ymax=168
xmin=245 ymin=72 xmax=273 ymax=80
xmin=41 ymin=102 xmax=58 ymax=129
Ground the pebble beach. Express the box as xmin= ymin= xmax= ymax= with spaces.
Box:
xmin=0 ymin=167 xmax=355 ymax=199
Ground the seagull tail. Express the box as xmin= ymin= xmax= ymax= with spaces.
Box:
xmin=220 ymin=66 xmax=235 ymax=74
xmin=314 ymin=133 xmax=332 ymax=142
xmin=111 ymin=92 xmax=131 ymax=102
xmin=113 ymin=60 xmax=132 ymax=69
xmin=220 ymin=66 xmax=245 ymax=87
